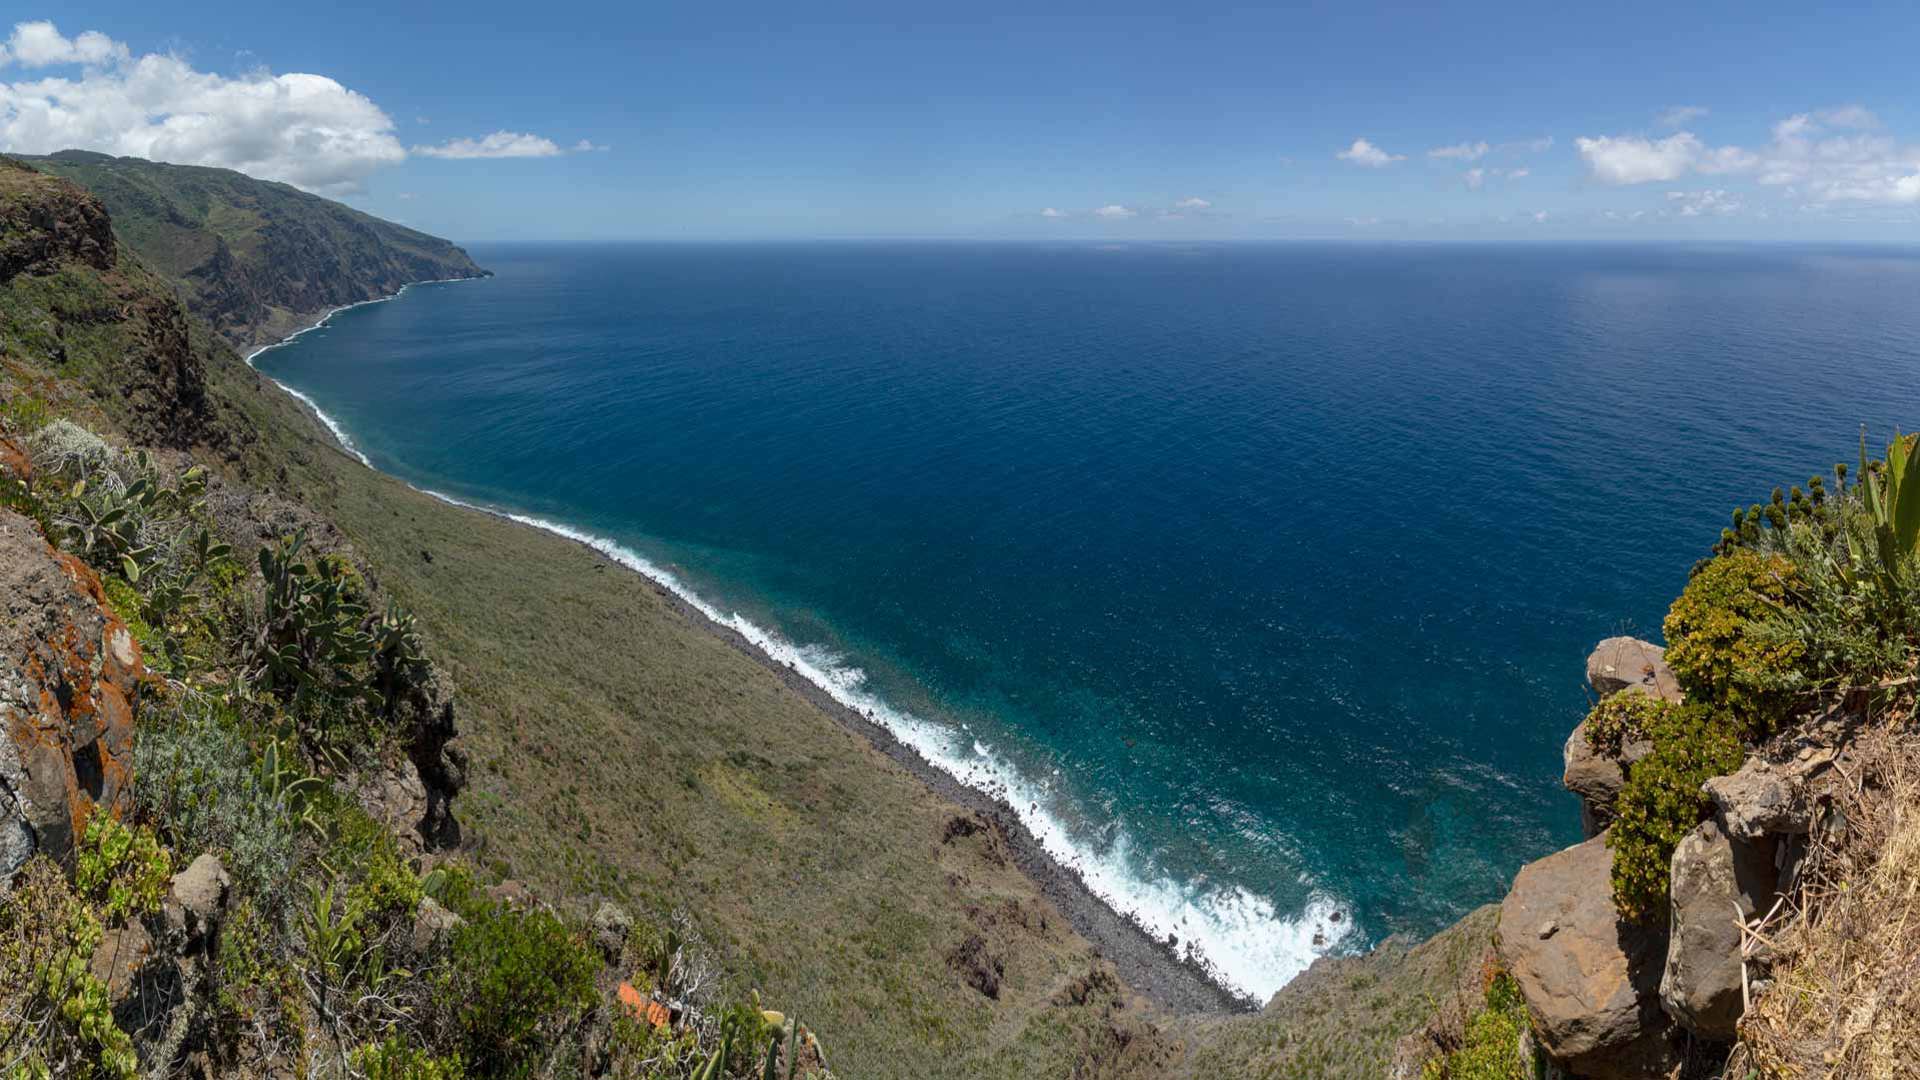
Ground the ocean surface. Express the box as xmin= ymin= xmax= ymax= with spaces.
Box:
xmin=253 ymin=243 xmax=1920 ymax=1002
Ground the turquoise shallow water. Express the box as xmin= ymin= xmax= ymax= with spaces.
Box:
xmin=255 ymin=242 xmax=1920 ymax=1000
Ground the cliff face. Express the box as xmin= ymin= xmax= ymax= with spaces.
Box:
xmin=22 ymin=151 xmax=488 ymax=351
xmin=0 ymin=159 xmax=212 ymax=449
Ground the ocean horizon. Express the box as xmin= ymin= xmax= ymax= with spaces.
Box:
xmin=252 ymin=240 xmax=1920 ymax=1002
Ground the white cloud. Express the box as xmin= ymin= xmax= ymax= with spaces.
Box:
xmin=2 ymin=21 xmax=128 ymax=68
xmin=0 ymin=22 xmax=406 ymax=194
xmin=414 ymin=130 xmax=566 ymax=159
xmin=572 ymin=138 xmax=609 ymax=152
xmin=1463 ymin=167 xmax=1486 ymax=190
xmin=0 ymin=21 xmax=593 ymax=194
xmin=1575 ymin=132 xmax=1707 ymax=184
xmin=1666 ymin=188 xmax=1743 ymax=216
xmin=1040 ymin=207 xmax=1066 ymax=218
xmin=1336 ymin=137 xmax=1404 ymax=167
xmin=1092 ymin=204 xmax=1136 ymax=218
xmin=1578 ymin=108 xmax=1920 ymax=205
xmin=1531 ymin=210 xmax=1550 ymax=223
xmin=1505 ymin=167 xmax=1530 ymax=180
xmin=1656 ymin=105 xmax=1708 ymax=129
xmin=1174 ymin=196 xmax=1211 ymax=209
xmin=1817 ymin=104 xmax=1879 ymax=129
xmin=1344 ymin=216 xmax=1381 ymax=226
xmin=1429 ymin=140 xmax=1489 ymax=161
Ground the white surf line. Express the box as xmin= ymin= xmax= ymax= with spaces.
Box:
xmin=416 ymin=486 xmax=1356 ymax=1002
xmin=244 ymin=270 xmax=1353 ymax=1001
xmin=243 ymin=276 xmax=485 ymax=469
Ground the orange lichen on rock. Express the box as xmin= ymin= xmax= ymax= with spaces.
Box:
xmin=0 ymin=437 xmax=30 ymax=483
xmin=1 ymin=510 xmax=146 ymax=873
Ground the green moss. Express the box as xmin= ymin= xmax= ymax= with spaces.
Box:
xmin=1664 ymin=549 xmax=1805 ymax=739
xmin=1606 ymin=704 xmax=1745 ymax=923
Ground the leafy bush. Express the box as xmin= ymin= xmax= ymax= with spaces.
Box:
xmin=73 ymin=810 xmax=172 ymax=923
xmin=0 ymin=858 xmax=141 ymax=1079
xmin=436 ymin=891 xmax=600 ymax=1075
xmin=133 ymin=701 xmax=302 ymax=906
xmin=356 ymin=1036 xmax=468 ymax=1080
xmin=1664 ymin=549 xmax=1805 ymax=739
xmin=1422 ymin=971 xmax=1532 ymax=1080
xmin=1582 ymin=692 xmax=1673 ymax=760
xmin=1606 ymin=704 xmax=1745 ymax=922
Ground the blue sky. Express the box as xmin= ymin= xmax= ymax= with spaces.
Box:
xmin=6 ymin=1 xmax=1920 ymax=241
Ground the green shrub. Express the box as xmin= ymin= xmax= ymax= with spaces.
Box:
xmin=1581 ymin=692 xmax=1673 ymax=760
xmin=1423 ymin=971 xmax=1532 ymax=1080
xmin=0 ymin=858 xmax=140 ymax=1079
xmin=133 ymin=701 xmax=301 ymax=907
xmin=356 ymin=1036 xmax=467 ymax=1080
xmin=1663 ymin=549 xmax=1805 ymax=739
xmin=438 ymin=895 xmax=599 ymax=1075
xmin=1606 ymin=704 xmax=1745 ymax=922
xmin=73 ymin=810 xmax=171 ymax=923
xmin=0 ymin=392 xmax=51 ymax=434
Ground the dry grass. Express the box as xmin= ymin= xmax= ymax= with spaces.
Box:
xmin=1735 ymin=721 xmax=1920 ymax=1079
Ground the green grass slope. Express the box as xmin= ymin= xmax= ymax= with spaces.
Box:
xmin=22 ymin=150 xmax=485 ymax=351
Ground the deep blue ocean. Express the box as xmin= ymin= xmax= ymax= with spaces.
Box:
xmin=254 ymin=243 xmax=1920 ymax=1001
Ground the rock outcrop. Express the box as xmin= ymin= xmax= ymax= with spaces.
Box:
xmin=1496 ymin=833 xmax=1677 ymax=1079
xmin=1658 ymin=819 xmax=1777 ymax=1039
xmin=1563 ymin=720 xmax=1652 ymax=837
xmin=1585 ymin=637 xmax=1680 ymax=702
xmin=0 ymin=509 xmax=145 ymax=882
xmin=1566 ymin=637 xmax=1674 ymax=836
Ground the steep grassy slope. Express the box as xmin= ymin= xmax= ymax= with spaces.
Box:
xmin=4 ymin=153 xmax=1488 ymax=1078
xmin=23 ymin=151 xmax=485 ymax=351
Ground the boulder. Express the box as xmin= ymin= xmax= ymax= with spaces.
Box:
xmin=1659 ymin=819 xmax=1779 ymax=1039
xmin=1497 ymin=833 xmax=1677 ymax=1079
xmin=0 ymin=510 xmax=144 ymax=884
xmin=1704 ymin=757 xmax=1814 ymax=842
xmin=410 ymin=896 xmax=464 ymax=954
xmin=1586 ymin=638 xmax=1680 ymax=702
xmin=1563 ymin=721 xmax=1653 ymax=837
xmin=592 ymin=901 xmax=633 ymax=963
xmin=163 ymin=853 xmax=230 ymax=961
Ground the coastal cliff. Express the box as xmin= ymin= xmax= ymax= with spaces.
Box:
xmin=22 ymin=150 xmax=487 ymax=352
xmin=5 ymin=151 xmax=1913 ymax=1078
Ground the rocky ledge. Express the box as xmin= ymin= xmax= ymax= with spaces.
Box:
xmin=1487 ymin=637 xmax=1849 ymax=1077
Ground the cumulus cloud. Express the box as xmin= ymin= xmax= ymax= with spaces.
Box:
xmin=1429 ymin=140 xmax=1489 ymax=161
xmin=0 ymin=28 xmax=406 ymax=194
xmin=1 ymin=21 xmax=128 ymax=68
xmin=414 ymin=131 xmax=566 ymax=159
xmin=1531 ymin=210 xmax=1550 ymax=223
xmin=1666 ymin=189 xmax=1742 ymax=217
xmin=1040 ymin=207 xmax=1066 ymax=218
xmin=1463 ymin=167 xmax=1486 ymax=190
xmin=1580 ymin=108 xmax=1920 ymax=205
xmin=1656 ymin=105 xmax=1708 ymax=128
xmin=0 ymin=20 xmax=594 ymax=194
xmin=1506 ymin=167 xmax=1530 ymax=180
xmin=1575 ymin=132 xmax=1706 ymax=184
xmin=1336 ymin=138 xmax=1404 ymax=167
xmin=1173 ymin=196 xmax=1211 ymax=209
xmin=1092 ymin=204 xmax=1136 ymax=218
